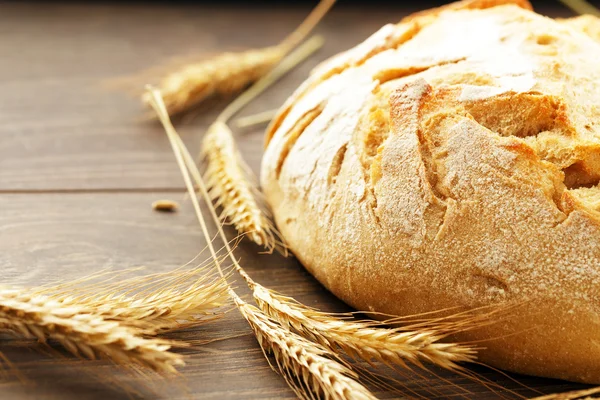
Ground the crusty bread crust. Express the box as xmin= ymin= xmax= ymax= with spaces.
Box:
xmin=261 ymin=0 xmax=600 ymax=383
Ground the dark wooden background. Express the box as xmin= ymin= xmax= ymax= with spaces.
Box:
xmin=0 ymin=1 xmax=594 ymax=399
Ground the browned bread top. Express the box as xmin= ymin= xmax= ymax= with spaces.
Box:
xmin=262 ymin=0 xmax=600 ymax=384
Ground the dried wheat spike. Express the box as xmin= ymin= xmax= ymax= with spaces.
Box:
xmin=49 ymin=269 xmax=230 ymax=334
xmin=235 ymin=296 xmax=377 ymax=400
xmin=0 ymin=288 xmax=184 ymax=373
xmin=141 ymin=46 xmax=284 ymax=117
xmin=243 ymin=275 xmax=476 ymax=372
xmin=142 ymin=0 xmax=335 ymax=116
xmin=202 ymin=121 xmax=280 ymax=251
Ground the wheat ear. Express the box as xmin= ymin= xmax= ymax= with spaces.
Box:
xmin=147 ymin=88 xmax=377 ymax=400
xmin=236 ymin=297 xmax=377 ymax=400
xmin=202 ymin=121 xmax=277 ymax=250
xmin=245 ymin=276 xmax=477 ymax=372
xmin=141 ymin=46 xmax=283 ymax=117
xmin=0 ymin=288 xmax=184 ymax=373
xmin=45 ymin=266 xmax=231 ymax=334
xmin=199 ymin=36 xmax=323 ymax=252
xmin=142 ymin=0 xmax=335 ymax=116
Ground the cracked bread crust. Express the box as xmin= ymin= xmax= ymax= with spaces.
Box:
xmin=261 ymin=0 xmax=600 ymax=384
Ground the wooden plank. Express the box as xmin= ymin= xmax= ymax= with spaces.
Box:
xmin=0 ymin=193 xmax=587 ymax=399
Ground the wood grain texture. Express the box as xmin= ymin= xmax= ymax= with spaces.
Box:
xmin=0 ymin=1 xmax=590 ymax=399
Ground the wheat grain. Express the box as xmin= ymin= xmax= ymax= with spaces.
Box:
xmin=0 ymin=288 xmax=184 ymax=373
xmin=152 ymin=199 xmax=179 ymax=212
xmin=201 ymin=121 xmax=278 ymax=250
xmin=142 ymin=0 xmax=335 ymax=116
xmin=236 ymin=297 xmax=377 ymax=400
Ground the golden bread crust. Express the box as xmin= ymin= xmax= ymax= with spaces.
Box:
xmin=262 ymin=0 xmax=600 ymax=383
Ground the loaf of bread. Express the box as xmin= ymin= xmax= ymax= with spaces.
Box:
xmin=261 ymin=0 xmax=600 ymax=384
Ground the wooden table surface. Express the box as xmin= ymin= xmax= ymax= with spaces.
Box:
xmin=0 ymin=1 xmax=594 ymax=399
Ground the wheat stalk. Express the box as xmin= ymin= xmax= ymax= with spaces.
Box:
xmin=0 ymin=288 xmax=184 ymax=373
xmin=141 ymin=0 xmax=335 ymax=116
xmin=147 ymin=88 xmax=377 ymax=399
xmin=235 ymin=108 xmax=278 ymax=128
xmin=558 ymin=0 xmax=600 ymax=16
xmin=212 ymin=35 xmax=323 ymax=125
